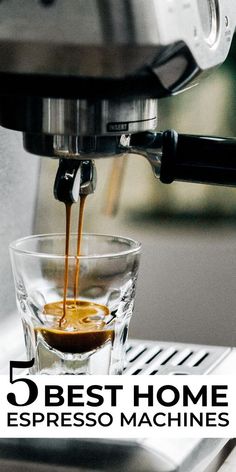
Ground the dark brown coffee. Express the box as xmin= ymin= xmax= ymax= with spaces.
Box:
xmin=73 ymin=194 xmax=87 ymax=302
xmin=37 ymin=300 xmax=113 ymax=354
xmin=61 ymin=202 xmax=72 ymax=325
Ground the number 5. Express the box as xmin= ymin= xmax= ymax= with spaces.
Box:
xmin=7 ymin=359 xmax=38 ymax=406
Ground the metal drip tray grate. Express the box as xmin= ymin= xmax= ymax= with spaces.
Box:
xmin=124 ymin=339 xmax=230 ymax=375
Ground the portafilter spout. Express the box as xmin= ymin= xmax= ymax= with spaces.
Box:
xmin=54 ymin=159 xmax=96 ymax=205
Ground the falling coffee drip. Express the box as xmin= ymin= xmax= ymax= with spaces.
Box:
xmin=41 ymin=193 xmax=113 ymax=355
xmin=61 ymin=195 xmax=86 ymax=325
xmin=61 ymin=202 xmax=72 ymax=326
xmin=73 ymin=194 xmax=87 ymax=303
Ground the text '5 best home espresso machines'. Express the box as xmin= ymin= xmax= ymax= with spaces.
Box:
xmin=0 ymin=2 xmax=236 ymax=472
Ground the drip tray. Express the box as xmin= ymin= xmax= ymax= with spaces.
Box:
xmin=124 ymin=339 xmax=230 ymax=375
xmin=0 ymin=438 xmax=235 ymax=472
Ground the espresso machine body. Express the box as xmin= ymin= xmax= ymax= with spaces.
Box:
xmin=0 ymin=0 xmax=234 ymax=164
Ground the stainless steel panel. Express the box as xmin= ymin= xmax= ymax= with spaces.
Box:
xmin=0 ymin=0 xmax=234 ymax=77
xmin=0 ymin=438 xmax=234 ymax=472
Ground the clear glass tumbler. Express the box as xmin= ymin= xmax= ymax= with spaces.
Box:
xmin=10 ymin=234 xmax=141 ymax=375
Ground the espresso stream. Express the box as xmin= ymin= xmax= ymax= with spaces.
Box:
xmin=73 ymin=194 xmax=87 ymax=304
xmin=36 ymin=195 xmax=113 ymax=354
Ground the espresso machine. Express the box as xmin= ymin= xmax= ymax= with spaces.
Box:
xmin=0 ymin=1 xmax=236 ymax=471
xmin=0 ymin=0 xmax=235 ymax=197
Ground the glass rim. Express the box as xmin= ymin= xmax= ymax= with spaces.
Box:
xmin=9 ymin=233 xmax=142 ymax=260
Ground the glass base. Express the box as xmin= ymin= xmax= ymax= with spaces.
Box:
xmin=30 ymin=338 xmax=115 ymax=375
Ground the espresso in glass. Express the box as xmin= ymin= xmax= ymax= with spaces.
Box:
xmin=10 ymin=232 xmax=141 ymax=374
xmin=32 ymin=195 xmax=115 ymax=373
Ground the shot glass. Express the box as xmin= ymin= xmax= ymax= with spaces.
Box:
xmin=10 ymin=234 xmax=141 ymax=375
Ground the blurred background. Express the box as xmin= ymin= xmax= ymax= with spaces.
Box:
xmin=5 ymin=37 xmax=236 ymax=351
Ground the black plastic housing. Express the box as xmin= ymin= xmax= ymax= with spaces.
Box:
xmin=160 ymin=130 xmax=236 ymax=187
